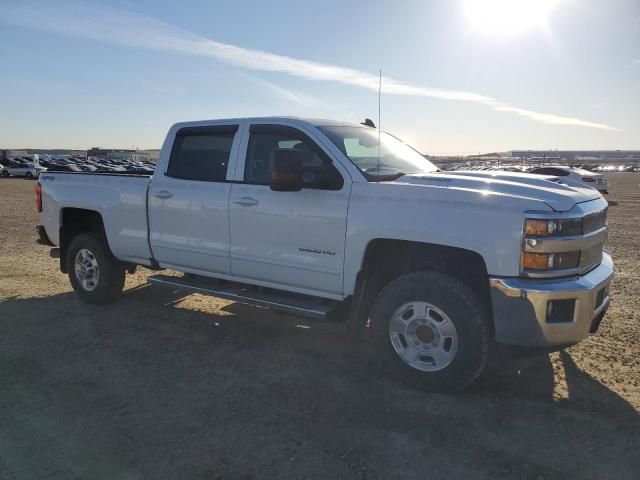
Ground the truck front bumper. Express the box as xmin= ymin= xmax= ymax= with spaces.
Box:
xmin=489 ymin=252 xmax=613 ymax=347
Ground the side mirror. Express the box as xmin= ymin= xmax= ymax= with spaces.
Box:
xmin=269 ymin=149 xmax=303 ymax=192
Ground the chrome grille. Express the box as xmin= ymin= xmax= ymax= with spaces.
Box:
xmin=579 ymin=243 xmax=604 ymax=273
xmin=583 ymin=208 xmax=607 ymax=234
xmin=580 ymin=208 xmax=607 ymax=274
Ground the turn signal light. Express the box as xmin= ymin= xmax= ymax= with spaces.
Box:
xmin=522 ymin=252 xmax=553 ymax=270
xmin=522 ymin=251 xmax=581 ymax=272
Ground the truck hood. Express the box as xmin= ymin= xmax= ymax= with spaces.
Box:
xmin=394 ymin=170 xmax=602 ymax=212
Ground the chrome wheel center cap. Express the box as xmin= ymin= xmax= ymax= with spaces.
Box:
xmin=415 ymin=325 xmax=435 ymax=344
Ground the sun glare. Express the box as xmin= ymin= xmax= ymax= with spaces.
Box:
xmin=463 ymin=0 xmax=559 ymax=35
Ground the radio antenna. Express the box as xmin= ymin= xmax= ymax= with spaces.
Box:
xmin=377 ymin=69 xmax=382 ymax=182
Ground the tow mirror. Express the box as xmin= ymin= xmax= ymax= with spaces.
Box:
xmin=270 ymin=149 xmax=303 ymax=192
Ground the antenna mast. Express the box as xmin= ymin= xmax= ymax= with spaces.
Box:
xmin=377 ymin=69 xmax=382 ymax=182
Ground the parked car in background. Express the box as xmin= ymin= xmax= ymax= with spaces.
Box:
xmin=0 ymin=162 xmax=43 ymax=179
xmin=528 ymin=166 xmax=609 ymax=194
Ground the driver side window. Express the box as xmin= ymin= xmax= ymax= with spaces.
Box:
xmin=244 ymin=125 xmax=343 ymax=190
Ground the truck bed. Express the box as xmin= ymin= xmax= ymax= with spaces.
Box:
xmin=39 ymin=172 xmax=153 ymax=266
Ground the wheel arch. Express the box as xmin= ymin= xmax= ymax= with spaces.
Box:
xmin=59 ymin=208 xmax=108 ymax=273
xmin=347 ymin=238 xmax=493 ymax=334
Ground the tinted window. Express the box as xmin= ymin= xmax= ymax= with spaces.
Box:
xmin=244 ymin=125 xmax=342 ymax=190
xmin=167 ymin=126 xmax=237 ymax=182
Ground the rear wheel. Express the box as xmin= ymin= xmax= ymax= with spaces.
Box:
xmin=66 ymin=233 xmax=125 ymax=304
xmin=1 ymin=170 xmax=8 ymax=177
xmin=25 ymin=171 xmax=33 ymax=179
xmin=370 ymin=271 xmax=491 ymax=392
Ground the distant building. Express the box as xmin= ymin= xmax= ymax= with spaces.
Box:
xmin=132 ymin=150 xmax=160 ymax=163
xmin=87 ymin=148 xmax=136 ymax=161
xmin=4 ymin=149 xmax=29 ymax=158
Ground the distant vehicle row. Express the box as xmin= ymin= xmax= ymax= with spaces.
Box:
xmin=0 ymin=155 xmax=156 ymax=178
xmin=38 ymin=156 xmax=155 ymax=175
xmin=446 ymin=163 xmax=639 ymax=174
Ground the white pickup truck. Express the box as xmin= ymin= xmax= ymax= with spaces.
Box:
xmin=36 ymin=117 xmax=613 ymax=391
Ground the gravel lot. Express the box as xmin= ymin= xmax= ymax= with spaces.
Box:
xmin=1 ymin=174 xmax=638 ymax=479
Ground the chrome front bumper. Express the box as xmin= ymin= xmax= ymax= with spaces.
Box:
xmin=489 ymin=252 xmax=613 ymax=347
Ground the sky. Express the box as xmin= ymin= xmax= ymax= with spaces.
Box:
xmin=0 ymin=0 xmax=638 ymax=154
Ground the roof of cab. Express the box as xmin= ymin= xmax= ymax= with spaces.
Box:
xmin=171 ymin=116 xmax=369 ymax=130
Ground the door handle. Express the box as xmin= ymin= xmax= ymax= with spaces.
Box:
xmin=233 ymin=196 xmax=259 ymax=207
xmin=153 ymin=190 xmax=173 ymax=199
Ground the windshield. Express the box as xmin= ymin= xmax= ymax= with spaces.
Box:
xmin=318 ymin=126 xmax=438 ymax=180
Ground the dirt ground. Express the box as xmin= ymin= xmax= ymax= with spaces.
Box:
xmin=1 ymin=174 xmax=638 ymax=480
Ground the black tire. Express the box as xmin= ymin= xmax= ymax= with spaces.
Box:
xmin=1 ymin=170 xmax=8 ymax=177
xmin=25 ymin=171 xmax=33 ymax=179
xmin=370 ymin=271 xmax=491 ymax=393
xmin=66 ymin=232 xmax=125 ymax=305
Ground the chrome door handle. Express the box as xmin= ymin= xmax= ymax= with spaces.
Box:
xmin=153 ymin=190 xmax=173 ymax=199
xmin=233 ymin=196 xmax=259 ymax=207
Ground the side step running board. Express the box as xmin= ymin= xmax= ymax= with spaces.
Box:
xmin=147 ymin=274 xmax=340 ymax=320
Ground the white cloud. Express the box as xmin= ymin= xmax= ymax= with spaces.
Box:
xmin=239 ymin=73 xmax=321 ymax=107
xmin=491 ymin=104 xmax=616 ymax=129
xmin=633 ymin=59 xmax=640 ymax=65
xmin=0 ymin=0 xmax=620 ymax=131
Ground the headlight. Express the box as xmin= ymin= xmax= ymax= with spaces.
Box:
xmin=524 ymin=218 xmax=582 ymax=237
xmin=521 ymin=209 xmax=607 ymax=278
xmin=521 ymin=251 xmax=581 ymax=271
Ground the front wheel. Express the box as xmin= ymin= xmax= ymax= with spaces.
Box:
xmin=25 ymin=171 xmax=33 ymax=179
xmin=1 ymin=170 xmax=9 ymax=177
xmin=370 ymin=271 xmax=491 ymax=393
xmin=67 ymin=233 xmax=125 ymax=304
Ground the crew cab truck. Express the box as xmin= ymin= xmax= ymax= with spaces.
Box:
xmin=36 ymin=117 xmax=613 ymax=392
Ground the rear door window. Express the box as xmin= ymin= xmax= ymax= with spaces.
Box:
xmin=166 ymin=126 xmax=238 ymax=182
